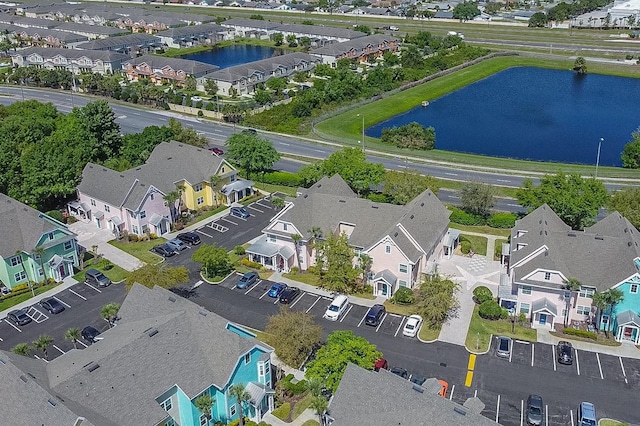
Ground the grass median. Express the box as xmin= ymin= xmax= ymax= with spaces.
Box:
xmin=0 ymin=283 xmax=58 ymax=312
xmin=466 ymin=305 xmax=537 ymax=353
xmin=108 ymin=239 xmax=166 ymax=265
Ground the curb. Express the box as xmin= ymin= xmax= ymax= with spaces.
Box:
xmin=199 ymin=270 xmax=238 ymax=285
xmin=465 ymin=333 xmax=493 ymax=355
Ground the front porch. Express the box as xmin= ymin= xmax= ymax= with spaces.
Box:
xmin=48 ymin=254 xmax=74 ymax=281
xmin=220 ymin=179 xmax=254 ymax=204
xmin=372 ymin=269 xmax=397 ymax=299
xmin=148 ymin=213 xmax=171 ymax=236
xmin=246 ymin=240 xmax=295 ymax=273
xmin=245 ymin=381 xmax=275 ymax=423
xmin=67 ymin=200 xmax=91 ymax=222
xmin=531 ymin=298 xmax=558 ymax=330
xmin=615 ymin=310 xmax=640 ymax=344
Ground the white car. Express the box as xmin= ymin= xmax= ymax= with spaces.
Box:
xmin=191 ymin=96 xmax=202 ymax=102
xmin=403 ymin=315 xmax=423 ymax=338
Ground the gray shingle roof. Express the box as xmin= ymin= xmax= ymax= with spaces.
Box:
xmin=311 ymin=34 xmax=399 ymax=56
xmin=0 ymin=193 xmax=61 ymax=258
xmin=275 ymin=23 xmax=367 ymax=39
xmin=203 ymin=52 xmax=321 ymax=83
xmin=12 ymin=46 xmax=129 ymax=63
xmin=0 ymin=15 xmax=60 ymax=28
xmin=125 ymin=54 xmax=219 ymax=77
xmin=13 ymin=27 xmax=89 ymax=43
xmin=510 ymin=205 xmax=640 ymax=291
xmin=54 ymin=22 xmax=129 ymax=36
xmin=328 ymin=364 xmax=499 ymax=426
xmin=221 ymin=17 xmax=282 ymax=31
xmin=156 ymin=22 xmax=226 ymax=38
xmin=75 ymin=33 xmax=160 ymax=50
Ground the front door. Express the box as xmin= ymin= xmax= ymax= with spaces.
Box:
xmin=539 ymin=314 xmax=547 ymax=325
xmin=58 ymin=264 xmax=67 ymax=279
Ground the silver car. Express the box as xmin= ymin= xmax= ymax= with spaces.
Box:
xmin=496 ymin=336 xmax=511 ymax=358
xmin=166 ymin=238 xmax=188 ymax=252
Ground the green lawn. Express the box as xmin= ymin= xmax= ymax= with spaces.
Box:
xmin=73 ymin=258 xmax=129 ymax=283
xmin=449 ymin=223 xmax=512 ymax=238
xmin=494 ymin=239 xmax=508 ymax=261
xmin=108 ymin=239 xmax=166 ymax=265
xmin=291 ymin=393 xmax=314 ymax=420
xmin=0 ymin=283 xmax=59 ymax=311
xmin=459 ymin=234 xmax=488 ymax=256
xmin=383 ymin=300 xmax=415 ymax=316
xmin=466 ymin=305 xmax=537 ymax=353
xmin=282 ymin=271 xmax=321 ymax=286
xmin=301 ymin=420 xmax=320 ymax=426
xmin=183 ymin=206 xmax=228 ymax=227
xmin=419 ymin=324 xmax=441 ymax=342
xmin=600 ymin=419 xmax=629 ymax=426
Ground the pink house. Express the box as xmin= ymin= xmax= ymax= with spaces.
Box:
xmin=246 ymin=175 xmax=455 ymax=299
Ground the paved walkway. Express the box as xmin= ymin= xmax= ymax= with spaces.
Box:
xmin=69 ymin=221 xmax=143 ymax=272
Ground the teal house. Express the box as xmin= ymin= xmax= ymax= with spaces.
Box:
xmin=606 ymin=264 xmax=640 ymax=345
xmin=0 ymin=193 xmax=79 ymax=291
xmin=3 ymin=284 xmax=275 ymax=426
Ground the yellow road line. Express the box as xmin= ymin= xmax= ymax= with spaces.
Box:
xmin=467 ymin=354 xmax=476 ymax=370
xmin=465 ymin=371 xmax=474 ymax=387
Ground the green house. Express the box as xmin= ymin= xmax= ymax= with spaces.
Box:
xmin=0 ymin=194 xmax=79 ymax=291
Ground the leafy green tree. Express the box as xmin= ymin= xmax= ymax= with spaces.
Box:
xmin=194 ymin=394 xmax=215 ymax=424
xmin=33 ymin=335 xmax=54 ymax=360
xmin=516 ymin=172 xmax=608 ymax=230
xmin=528 ymin=12 xmax=549 ymax=27
xmin=315 ymin=232 xmax=360 ymax=293
xmin=120 ymin=124 xmax=175 ymax=167
xmin=12 ymin=343 xmax=31 ymax=356
xmin=383 ymin=169 xmax=439 ymax=205
xmin=271 ymin=196 xmax=285 ymax=210
xmin=72 ymin=100 xmax=122 ymax=161
xmin=265 ymin=307 xmax=323 ymax=367
xmin=353 ymin=25 xmax=371 ymax=34
xmin=229 ymin=384 xmax=251 ymax=426
xmin=272 ymin=32 xmax=284 ymax=46
xmin=286 ymin=34 xmax=298 ymax=47
xmin=191 ymin=243 xmax=232 ymax=278
xmin=254 ymin=89 xmax=272 ymax=106
xmin=602 ymin=288 xmax=624 ymax=335
xmin=573 ymin=56 xmax=587 ymax=74
xmin=460 ymin=182 xmax=496 ymax=216
xmin=608 ymin=187 xmax=640 ymax=229
xmin=453 ymin=1 xmax=481 ymax=21
xmin=204 ymin=79 xmax=218 ymax=96
xmin=225 ymin=132 xmax=280 ymax=180
xmin=320 ymin=148 xmax=385 ymax=195
xmin=310 ymin=396 xmax=328 ymax=425
xmin=103 ymin=157 xmax=132 ymax=172
xmin=297 ymin=161 xmax=323 ymax=187
xmin=168 ymin=118 xmax=208 ymax=148
xmin=101 ymin=303 xmax=120 ymax=328
xmin=380 ymin=122 xmax=435 ymax=150
xmin=183 ymin=75 xmax=197 ymax=92
xmin=621 ymin=128 xmax=640 ymax=168
xmin=304 ymin=330 xmax=381 ymax=393
xmin=125 ymin=264 xmax=189 ymax=291
xmin=64 ymin=328 xmax=81 ymax=349
xmin=318 ymin=0 xmax=342 ymax=13
xmin=266 ymin=77 xmax=287 ymax=95
xmin=415 ymin=275 xmax=460 ymax=328
xmin=400 ymin=45 xmax=424 ymax=69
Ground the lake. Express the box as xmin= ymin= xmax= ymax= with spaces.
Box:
xmin=181 ymin=44 xmax=281 ymax=69
xmin=366 ymin=67 xmax=640 ymax=166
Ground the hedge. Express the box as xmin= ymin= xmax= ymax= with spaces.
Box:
xmin=391 ymin=286 xmax=415 ymax=305
xmin=478 ymin=300 xmax=506 ymax=320
xmin=272 ymin=402 xmax=291 ymax=421
xmin=449 ymin=207 xmax=485 ymax=226
xmin=262 ymin=171 xmax=303 ymax=187
xmin=488 ymin=212 xmax=517 ymax=228
xmin=473 ymin=286 xmax=493 ymax=304
xmin=460 ymin=240 xmax=471 ymax=254
xmin=563 ymin=328 xmax=598 ymax=340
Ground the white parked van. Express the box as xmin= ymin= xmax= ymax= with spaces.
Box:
xmin=323 ymin=295 xmax=350 ymax=321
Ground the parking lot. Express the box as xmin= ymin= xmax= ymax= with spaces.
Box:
xmin=0 ymin=282 xmax=126 ymax=361
xmin=490 ymin=337 xmax=640 ymax=388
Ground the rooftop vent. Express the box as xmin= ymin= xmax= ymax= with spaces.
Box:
xmin=371 ymin=205 xmax=378 ymax=209
xmin=539 ymin=220 xmax=542 ymax=224
xmin=625 ymin=228 xmax=628 ymax=233
xmin=629 ymin=241 xmax=633 ymax=247
xmin=303 ymin=194 xmax=308 ymax=198
xmin=86 ymin=362 xmax=100 ymax=373
xmin=48 ymin=399 xmax=57 ymax=407
xmin=394 ymin=232 xmax=398 ymax=237
xmin=545 ymin=231 xmax=547 ymax=236
xmin=540 ymin=231 xmax=542 ymax=235
xmin=339 ymin=200 xmax=346 ymax=203
xmin=0 ymin=358 xmax=6 ymax=365
xmin=545 ymin=221 xmax=547 ymax=225
xmin=411 ymin=384 xmax=424 ymax=393
xmin=27 ymin=373 xmax=36 ymax=379
xmin=453 ymin=407 xmax=467 ymax=416
xmin=410 ymin=214 xmax=414 ymax=219
xmin=19 ymin=375 xmax=27 ymax=383
xmin=595 ymin=235 xmax=604 ymax=240
xmin=168 ymin=296 xmax=176 ymax=303
xmin=199 ymin=310 xmax=208 ymax=317
xmin=567 ymin=232 xmax=576 ymax=237
xmin=420 ymin=202 xmax=425 ymax=206
xmin=145 ymin=328 xmax=158 ymax=338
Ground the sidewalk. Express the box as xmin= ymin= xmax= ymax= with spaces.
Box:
xmin=69 ymin=221 xmax=143 ymax=272
xmin=537 ymin=327 xmax=640 ymax=359
xmin=0 ymin=275 xmax=79 ymax=318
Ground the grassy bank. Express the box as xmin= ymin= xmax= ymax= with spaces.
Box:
xmin=466 ymin=305 xmax=537 ymax=352
xmin=314 ymin=55 xmax=640 ymax=179
xmin=0 ymin=283 xmax=58 ymax=312
xmin=108 ymin=239 xmax=165 ymax=265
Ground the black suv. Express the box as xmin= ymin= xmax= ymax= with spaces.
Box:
xmin=557 ymin=341 xmax=573 ymax=365
xmin=279 ymin=287 xmax=301 ymax=304
xmin=7 ymin=309 xmax=31 ymax=326
xmin=365 ymin=304 xmax=386 ymax=326
xmin=177 ymin=232 xmax=201 ymax=245
xmin=39 ymin=297 xmax=65 ymax=314
xmin=82 ymin=326 xmax=101 ymax=343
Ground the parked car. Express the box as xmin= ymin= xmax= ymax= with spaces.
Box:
xmin=496 ymin=336 xmax=512 ymax=359
xmin=365 ymin=304 xmax=386 ymax=326
xmin=374 ymin=357 xmax=388 ymax=372
xmin=577 ymin=401 xmax=596 ymax=426
xmin=191 ymin=96 xmax=202 ymax=102
xmin=323 ymin=294 xmax=350 ymax=321
xmin=81 ymin=326 xmax=102 ymax=343
xmin=85 ymin=268 xmax=111 ymax=288
xmin=236 ymin=271 xmax=258 ymax=289
xmin=557 ymin=341 xmax=573 ymax=365
xmin=153 ymin=244 xmax=176 ymax=257
xmin=268 ymin=282 xmax=287 ymax=298
xmin=7 ymin=309 xmax=31 ymax=326
xmin=39 ymin=297 xmax=65 ymax=314
xmin=279 ymin=287 xmax=301 ymax=304
xmin=166 ymin=238 xmax=188 ymax=252
xmin=438 ymin=379 xmax=449 ymax=398
xmin=242 ymin=128 xmax=257 ymax=135
xmin=526 ymin=394 xmax=544 ymax=426
xmin=177 ymin=232 xmax=201 ymax=245
xmin=402 ymin=315 xmax=423 ymax=337
xmin=230 ymin=206 xmax=250 ymax=219
xmin=409 ymin=374 xmax=426 ymax=386
xmin=209 ymin=147 xmax=224 ymax=156
xmin=390 ymin=367 xmax=408 ymax=379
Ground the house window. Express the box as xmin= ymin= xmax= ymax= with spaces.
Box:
xmin=579 ymin=287 xmax=595 ymax=298
xmin=160 ymin=397 xmax=172 ymax=411
xmin=194 ymin=183 xmax=203 ymax=192
xmin=602 ymin=314 xmax=609 ymax=327
xmin=230 ymin=174 xmax=236 ymax=182
xmin=140 ymin=211 xmax=147 ymax=219
xmin=399 ymin=264 xmax=408 ymax=274
xmin=38 ymin=268 xmax=44 ymax=276
xmin=521 ymin=286 xmax=532 ymax=295
xmin=166 ymin=419 xmax=176 ymax=426
xmin=199 ymin=414 xmax=207 ymax=426
xmin=230 ymin=405 xmax=236 ymax=417
xmin=519 ymin=302 xmax=530 ymax=315
xmin=244 ymin=353 xmax=251 ymax=364
xmin=64 ymin=241 xmax=73 ymax=250
xmin=268 ymin=234 xmax=276 ymax=243
xmin=283 ymin=223 xmax=288 ymax=231
xmin=576 ymin=305 xmax=590 ymax=316
xmin=399 ymin=280 xmax=407 ymax=287
xmin=385 ymin=245 xmax=391 ymax=254
xmin=258 ymin=363 xmax=265 ymax=377
xmin=47 ymin=232 xmax=55 ymax=241
xmin=197 ymin=196 xmax=204 ymax=205
xmin=150 ymin=193 xmax=154 ymax=201
xmin=142 ymin=225 xmax=149 ymax=234
xmin=10 ymin=256 xmax=22 ymax=267
xmin=132 ymin=225 xmax=139 ymax=235
xmin=104 ymin=205 xmax=110 ymax=212
xmin=544 ymin=272 xmax=551 ymax=280
xmin=90 ymin=199 xmax=96 ymax=206
xmin=14 ymin=271 xmax=27 ymax=282
xmin=221 ymin=167 xmax=225 ymax=173
xmin=631 ymin=284 xmax=638 ymax=294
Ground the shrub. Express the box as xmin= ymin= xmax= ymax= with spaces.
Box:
xmin=487 ymin=212 xmax=517 ymax=228
xmin=197 ymin=110 xmax=204 ymax=117
xmin=473 ymin=286 xmax=493 ymax=304
xmin=460 ymin=240 xmax=471 ymax=254
xmin=391 ymin=287 xmax=415 ymax=305
xmin=307 ymin=266 xmax=318 ymax=275
xmin=290 ymin=266 xmax=299 ymax=274
xmin=149 ymin=233 xmax=158 ymax=240
xmin=96 ymin=258 xmax=114 ymax=270
xmin=478 ymin=300 xmax=505 ymax=320
xmin=449 ymin=207 xmax=485 ymax=225
xmin=367 ymin=193 xmax=388 ymax=203
xmin=240 ymin=258 xmax=262 ymax=269
xmin=272 ymin=402 xmax=291 ymax=420
xmin=262 ymin=171 xmax=303 ymax=187
xmin=128 ymin=234 xmax=139 ymax=242
xmin=234 ymin=245 xmax=246 ymax=255
xmin=563 ymin=328 xmax=598 ymax=340
xmin=46 ymin=210 xmax=65 ymax=223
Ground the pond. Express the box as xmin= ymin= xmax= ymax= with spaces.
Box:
xmin=366 ymin=67 xmax=640 ymax=166
xmin=181 ymin=44 xmax=282 ymax=69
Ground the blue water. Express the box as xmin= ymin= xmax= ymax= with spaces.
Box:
xmin=367 ymin=67 xmax=640 ymax=166
xmin=182 ymin=44 xmax=281 ymax=69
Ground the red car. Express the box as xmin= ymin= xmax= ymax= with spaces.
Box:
xmin=374 ymin=358 xmax=388 ymax=371
xmin=209 ymin=147 xmax=224 ymax=156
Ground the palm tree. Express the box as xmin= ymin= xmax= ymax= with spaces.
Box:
xmin=562 ymin=277 xmax=582 ymax=328
xmin=209 ymin=175 xmax=222 ymax=208
xmin=310 ymin=396 xmax=328 ymax=425
xmin=33 ymin=335 xmax=54 ymax=360
xmin=306 ymin=377 xmax=323 ymax=398
xmin=229 ymin=383 xmax=251 ymax=426
xmin=359 ymin=254 xmax=372 ymax=285
xmin=32 ymin=246 xmax=47 ymax=281
xmin=65 ymin=328 xmax=81 ymax=349
xmin=194 ymin=394 xmax=215 ymax=424
xmin=271 ymin=196 xmax=285 ymax=210
xmin=101 ymin=303 xmax=120 ymax=327
xmin=591 ymin=291 xmax=609 ymax=337
xmin=12 ymin=343 xmax=31 ymax=356
xmin=573 ymin=56 xmax=587 ymax=74
xmin=603 ymin=288 xmax=624 ymax=336
xmin=291 ymin=234 xmax=302 ymax=269
xmin=163 ymin=190 xmax=180 ymax=223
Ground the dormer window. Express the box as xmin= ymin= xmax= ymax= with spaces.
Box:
xmin=385 ymin=245 xmax=391 ymax=254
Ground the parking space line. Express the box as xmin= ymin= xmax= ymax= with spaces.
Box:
xmin=552 ymin=345 xmax=557 ymax=371
xmin=4 ymin=319 xmax=21 ymax=332
xmin=339 ymin=304 xmax=353 ymax=322
xmin=545 ymin=405 xmax=549 ymax=426
xmin=248 ymin=205 xmax=263 ymax=213
xmin=619 ymin=357 xmax=629 ymax=384
xmin=509 ymin=342 xmax=513 ymax=363
xmin=468 ymin=354 xmax=476 ymax=370
xmin=256 ymin=202 xmax=272 ymax=209
xmin=473 ymin=389 xmax=477 ymax=398
xmin=495 ymin=394 xmax=501 ymax=423
xmin=54 ymin=296 xmax=71 ymax=308
xmin=394 ymin=316 xmax=405 ymax=337
xmin=84 ymin=282 xmax=101 ymax=293
xmin=531 ymin=343 xmax=535 ymax=367
xmin=596 ymin=353 xmax=604 ymax=379
xmin=357 ymin=310 xmax=368 ymax=327
xmin=520 ymin=399 xmax=524 ymax=426
xmin=26 ymin=307 xmax=48 ymax=323
xmin=221 ymin=217 xmax=239 ymax=225
xmin=449 ymin=384 xmax=455 ymax=400
xmin=570 ymin=408 xmax=574 ymax=426
xmin=77 ymin=340 xmax=88 ymax=348
xmin=306 ymin=296 xmax=321 ymax=313
xmin=69 ymin=289 xmax=87 ymax=300
xmin=0 ymin=336 xmax=3 ymax=341
xmin=375 ymin=313 xmax=387 ymax=332
xmin=259 ymin=289 xmax=269 ymax=299
xmin=289 ymin=293 xmax=304 ymax=308
xmin=53 ymin=345 xmax=65 ymax=355
xmin=575 ymin=349 xmax=580 ymax=375
xmin=196 ymin=229 xmax=215 ymax=238
xmin=244 ymin=280 xmax=262 ymax=295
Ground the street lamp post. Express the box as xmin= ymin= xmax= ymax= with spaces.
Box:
xmin=357 ymin=113 xmax=365 ymax=152
xmin=595 ymin=137 xmax=603 ymax=178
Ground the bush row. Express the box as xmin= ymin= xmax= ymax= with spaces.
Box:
xmin=563 ymin=328 xmax=598 ymax=340
xmin=449 ymin=207 xmax=518 ymax=228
